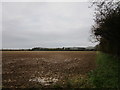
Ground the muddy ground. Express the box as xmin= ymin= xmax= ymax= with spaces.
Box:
xmin=2 ymin=51 xmax=96 ymax=88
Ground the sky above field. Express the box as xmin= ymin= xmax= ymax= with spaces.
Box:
xmin=2 ymin=2 xmax=97 ymax=49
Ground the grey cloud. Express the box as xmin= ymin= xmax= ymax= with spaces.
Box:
xmin=2 ymin=2 xmax=97 ymax=48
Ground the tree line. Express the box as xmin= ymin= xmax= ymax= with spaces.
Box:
xmin=91 ymin=0 xmax=120 ymax=57
xmin=1 ymin=47 xmax=96 ymax=51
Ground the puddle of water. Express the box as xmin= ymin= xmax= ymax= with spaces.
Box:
xmin=29 ymin=77 xmax=58 ymax=86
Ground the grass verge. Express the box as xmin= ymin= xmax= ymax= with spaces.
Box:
xmin=88 ymin=52 xmax=119 ymax=88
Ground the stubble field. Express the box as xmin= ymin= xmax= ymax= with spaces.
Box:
xmin=2 ymin=51 xmax=96 ymax=88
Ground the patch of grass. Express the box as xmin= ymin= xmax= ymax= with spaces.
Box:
xmin=52 ymin=75 xmax=94 ymax=88
xmin=88 ymin=52 xmax=119 ymax=88
xmin=66 ymin=75 xmax=92 ymax=88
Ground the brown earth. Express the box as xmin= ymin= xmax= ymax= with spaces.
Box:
xmin=2 ymin=51 xmax=96 ymax=88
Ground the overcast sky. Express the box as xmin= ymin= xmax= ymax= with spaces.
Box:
xmin=2 ymin=2 xmax=97 ymax=49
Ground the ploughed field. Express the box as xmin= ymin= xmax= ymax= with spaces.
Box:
xmin=2 ymin=51 xmax=96 ymax=88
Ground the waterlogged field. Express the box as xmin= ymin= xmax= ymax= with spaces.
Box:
xmin=2 ymin=51 xmax=96 ymax=88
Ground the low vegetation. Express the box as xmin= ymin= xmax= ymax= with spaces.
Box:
xmin=88 ymin=52 xmax=119 ymax=88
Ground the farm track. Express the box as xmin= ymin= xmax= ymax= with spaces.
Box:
xmin=2 ymin=51 xmax=96 ymax=88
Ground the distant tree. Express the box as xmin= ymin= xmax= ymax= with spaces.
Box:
xmin=91 ymin=0 xmax=120 ymax=57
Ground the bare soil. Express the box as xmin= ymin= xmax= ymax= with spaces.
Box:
xmin=2 ymin=51 xmax=96 ymax=88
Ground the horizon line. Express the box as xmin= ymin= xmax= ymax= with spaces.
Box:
xmin=1 ymin=46 xmax=95 ymax=49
